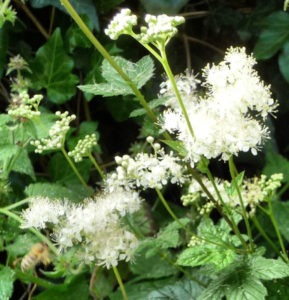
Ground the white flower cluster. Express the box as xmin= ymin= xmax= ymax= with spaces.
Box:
xmin=31 ymin=111 xmax=76 ymax=153
xmin=105 ymin=137 xmax=185 ymax=192
xmin=104 ymin=8 xmax=137 ymax=40
xmin=7 ymin=91 xmax=42 ymax=119
xmin=160 ymin=70 xmax=200 ymax=109
xmin=184 ymin=173 xmax=283 ymax=216
xmin=68 ymin=133 xmax=97 ymax=162
xmin=104 ymin=8 xmax=184 ymax=45
xmin=161 ymin=47 xmax=277 ymax=163
xmin=21 ymin=190 xmax=141 ymax=268
xmin=138 ymin=14 xmax=185 ymax=44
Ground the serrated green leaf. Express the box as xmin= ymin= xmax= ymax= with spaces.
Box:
xmin=177 ymin=246 xmax=235 ymax=270
xmin=279 ymin=41 xmax=289 ymax=83
xmin=130 ymin=248 xmax=178 ymax=279
xmin=25 ymin=182 xmax=87 ymax=202
xmin=198 ymin=259 xmax=268 ymax=300
xmin=251 ymin=256 xmax=289 ymax=280
xmin=129 ymin=97 xmax=168 ymax=118
xmin=30 ymin=0 xmax=99 ymax=30
xmin=33 ymin=274 xmax=89 ymax=300
xmin=11 ymin=149 xmax=35 ymax=180
xmin=148 ymin=278 xmax=204 ymax=299
xmin=263 ymin=150 xmax=289 ymax=183
xmin=110 ymin=277 xmax=175 ymax=300
xmin=161 ymin=140 xmax=188 ymax=157
xmin=254 ymin=12 xmax=289 ymax=60
xmin=29 ymin=28 xmax=79 ymax=104
xmin=0 ymin=267 xmax=14 ymax=300
xmin=78 ymin=56 xmax=154 ymax=97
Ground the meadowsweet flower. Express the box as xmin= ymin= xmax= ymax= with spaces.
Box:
xmin=138 ymin=14 xmax=185 ymax=44
xmin=21 ymin=197 xmax=67 ymax=229
xmin=159 ymin=70 xmax=200 ymax=109
xmin=0 ymin=2 xmax=16 ymax=28
xmin=68 ymin=133 xmax=97 ymax=162
xmin=184 ymin=173 xmax=283 ymax=216
xmin=161 ymin=47 xmax=277 ymax=163
xmin=8 ymin=91 xmax=42 ymax=119
xmin=104 ymin=8 xmax=137 ymax=40
xmin=105 ymin=140 xmax=186 ymax=192
xmin=6 ymin=55 xmax=30 ymax=75
xmin=31 ymin=111 xmax=76 ymax=153
xmin=21 ymin=189 xmax=141 ymax=268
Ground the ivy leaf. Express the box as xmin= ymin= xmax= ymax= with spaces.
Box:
xmin=254 ymin=12 xmax=289 ymax=60
xmin=29 ymin=28 xmax=79 ymax=104
xmin=129 ymin=97 xmax=168 ymax=118
xmin=29 ymin=0 xmax=99 ymax=31
xmin=279 ymin=41 xmax=289 ymax=83
xmin=78 ymin=56 xmax=154 ymax=97
xmin=148 ymin=278 xmax=204 ymax=300
xmin=0 ymin=267 xmax=14 ymax=300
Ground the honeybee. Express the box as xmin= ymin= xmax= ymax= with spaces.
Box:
xmin=21 ymin=242 xmax=50 ymax=272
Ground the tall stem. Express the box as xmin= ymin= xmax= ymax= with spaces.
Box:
xmin=267 ymin=198 xmax=289 ymax=261
xmin=159 ymin=44 xmax=195 ymax=139
xmin=88 ymin=152 xmax=105 ymax=180
xmin=61 ymin=148 xmax=91 ymax=194
xmin=60 ymin=0 xmax=157 ymax=124
xmin=112 ymin=266 xmax=128 ymax=300
xmin=228 ymin=157 xmax=254 ymax=251
xmin=204 ymin=163 xmax=248 ymax=249
xmin=0 ymin=208 xmax=58 ymax=255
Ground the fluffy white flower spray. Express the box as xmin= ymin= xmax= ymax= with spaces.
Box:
xmin=21 ymin=189 xmax=142 ymax=269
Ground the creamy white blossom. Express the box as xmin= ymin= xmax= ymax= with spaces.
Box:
xmin=105 ymin=140 xmax=186 ymax=192
xmin=183 ymin=173 xmax=283 ymax=216
xmin=161 ymin=47 xmax=277 ymax=163
xmin=104 ymin=8 xmax=137 ymax=40
xmin=21 ymin=189 xmax=141 ymax=268
xmin=21 ymin=197 xmax=67 ymax=229
xmin=31 ymin=111 xmax=76 ymax=153
xmin=8 ymin=91 xmax=42 ymax=119
xmin=68 ymin=133 xmax=97 ymax=162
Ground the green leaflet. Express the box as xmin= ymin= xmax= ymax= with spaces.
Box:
xmin=29 ymin=28 xmax=79 ymax=104
xmin=78 ymin=56 xmax=154 ymax=97
xmin=254 ymin=12 xmax=289 ymax=60
xmin=0 ymin=267 xmax=15 ymax=300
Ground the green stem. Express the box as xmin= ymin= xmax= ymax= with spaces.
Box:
xmin=252 ymin=216 xmax=283 ymax=259
xmin=15 ymin=269 xmax=59 ymax=289
xmin=228 ymin=157 xmax=254 ymax=252
xmin=0 ymin=208 xmax=58 ymax=255
xmin=61 ymin=148 xmax=91 ymax=194
xmin=155 ymin=188 xmax=191 ymax=235
xmin=267 ymin=198 xmax=289 ymax=261
xmin=155 ymin=188 xmax=245 ymax=253
xmin=204 ymin=162 xmax=248 ymax=249
xmin=88 ymin=152 xmax=105 ymax=180
xmin=2 ymin=198 xmax=29 ymax=210
xmin=60 ymin=0 xmax=157 ymax=123
xmin=276 ymin=181 xmax=289 ymax=198
xmin=112 ymin=266 xmax=128 ymax=300
xmin=158 ymin=43 xmax=195 ymax=139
